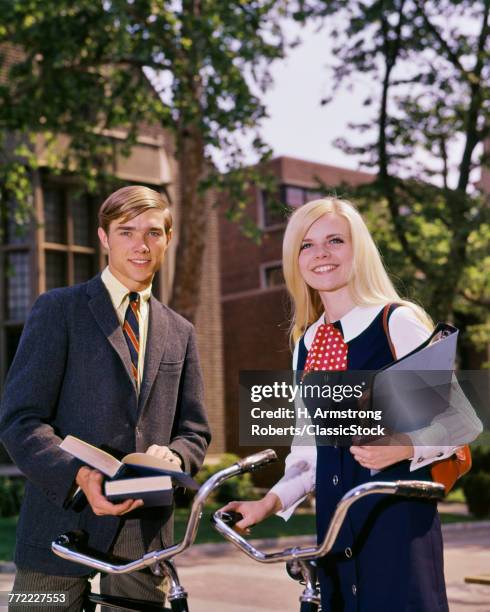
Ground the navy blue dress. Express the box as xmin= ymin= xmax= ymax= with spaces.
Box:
xmin=297 ymin=307 xmax=449 ymax=612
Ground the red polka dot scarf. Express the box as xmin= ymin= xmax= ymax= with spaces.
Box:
xmin=303 ymin=322 xmax=348 ymax=374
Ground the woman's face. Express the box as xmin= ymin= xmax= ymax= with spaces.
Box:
xmin=298 ymin=213 xmax=353 ymax=293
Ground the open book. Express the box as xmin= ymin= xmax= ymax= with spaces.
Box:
xmin=60 ymin=435 xmax=198 ymax=507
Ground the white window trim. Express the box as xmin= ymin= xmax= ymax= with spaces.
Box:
xmin=260 ymin=260 xmax=285 ymax=289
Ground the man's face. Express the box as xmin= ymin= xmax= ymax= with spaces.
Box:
xmin=98 ymin=209 xmax=171 ymax=291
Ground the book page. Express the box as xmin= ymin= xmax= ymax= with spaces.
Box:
xmin=106 ymin=475 xmax=172 ymax=494
xmin=59 ymin=435 xmax=122 ymax=477
xmin=122 ymin=452 xmax=181 ymax=472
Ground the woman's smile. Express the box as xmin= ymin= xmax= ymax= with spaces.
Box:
xmin=311 ymin=263 xmax=339 ymax=273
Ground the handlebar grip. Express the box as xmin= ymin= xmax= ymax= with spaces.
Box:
xmin=395 ymin=481 xmax=445 ymax=500
xmin=221 ymin=511 xmax=244 ymax=527
xmin=54 ymin=530 xmax=89 ymax=547
xmin=237 ymin=449 xmax=277 ymax=473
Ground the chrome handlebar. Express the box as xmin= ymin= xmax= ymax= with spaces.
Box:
xmin=51 ymin=449 xmax=278 ymax=573
xmin=212 ymin=479 xmax=445 ymax=564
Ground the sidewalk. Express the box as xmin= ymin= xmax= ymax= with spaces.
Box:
xmin=1 ymin=522 xmax=489 ymax=611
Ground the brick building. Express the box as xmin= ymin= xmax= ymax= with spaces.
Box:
xmin=219 ymin=156 xmax=373 ymax=481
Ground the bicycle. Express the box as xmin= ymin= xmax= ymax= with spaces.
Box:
xmin=51 ymin=449 xmax=278 ymax=611
xmin=212 ymin=479 xmax=445 ymax=612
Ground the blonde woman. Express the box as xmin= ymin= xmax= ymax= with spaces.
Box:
xmin=223 ymin=198 xmax=481 ymax=611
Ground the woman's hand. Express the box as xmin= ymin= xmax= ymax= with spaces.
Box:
xmin=350 ymin=434 xmax=413 ymax=470
xmin=219 ymin=493 xmax=283 ymax=535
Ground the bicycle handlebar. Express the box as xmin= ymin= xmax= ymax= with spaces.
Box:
xmin=212 ymin=479 xmax=445 ymax=564
xmin=51 ymin=449 xmax=278 ymax=573
xmin=237 ymin=449 xmax=277 ymax=473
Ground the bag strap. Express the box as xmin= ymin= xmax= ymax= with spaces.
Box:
xmin=382 ymin=303 xmax=401 ymax=360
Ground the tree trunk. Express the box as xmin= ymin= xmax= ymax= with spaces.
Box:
xmin=169 ymin=121 xmax=207 ymax=324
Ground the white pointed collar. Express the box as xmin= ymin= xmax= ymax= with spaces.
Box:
xmin=303 ymin=304 xmax=385 ymax=349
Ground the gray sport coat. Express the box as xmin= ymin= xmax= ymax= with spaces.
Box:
xmin=0 ymin=274 xmax=211 ymax=575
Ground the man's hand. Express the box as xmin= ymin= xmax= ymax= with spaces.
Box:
xmin=219 ymin=493 xmax=283 ymax=535
xmin=350 ymin=434 xmax=414 ymax=470
xmin=146 ymin=444 xmax=183 ymax=468
xmin=75 ymin=466 xmax=144 ymax=516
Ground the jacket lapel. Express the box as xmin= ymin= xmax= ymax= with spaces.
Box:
xmin=138 ymin=296 xmax=169 ymax=415
xmin=86 ymin=275 xmax=137 ymax=394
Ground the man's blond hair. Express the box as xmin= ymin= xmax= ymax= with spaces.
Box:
xmin=98 ymin=186 xmax=172 ymax=234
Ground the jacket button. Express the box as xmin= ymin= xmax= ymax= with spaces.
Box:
xmin=345 ymin=547 xmax=352 ymax=558
xmin=332 ymin=475 xmax=339 ymax=485
xmin=352 ymin=584 xmax=357 ymax=595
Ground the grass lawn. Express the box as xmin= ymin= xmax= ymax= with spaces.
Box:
xmin=174 ymin=505 xmax=316 ymax=545
xmin=0 ymin=509 xmax=316 ymax=563
xmin=0 ymin=502 xmax=485 ymax=563
xmin=445 ymin=488 xmax=466 ymax=503
xmin=439 ymin=513 xmax=478 ymax=525
xmin=0 ymin=516 xmax=17 ymax=562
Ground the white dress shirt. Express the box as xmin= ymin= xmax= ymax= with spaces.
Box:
xmin=101 ymin=266 xmax=152 ymax=391
xmin=270 ymin=304 xmax=482 ymax=520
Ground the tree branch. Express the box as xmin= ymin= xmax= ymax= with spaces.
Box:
xmin=459 ymin=289 xmax=490 ymax=308
xmin=413 ymin=0 xmax=469 ymax=79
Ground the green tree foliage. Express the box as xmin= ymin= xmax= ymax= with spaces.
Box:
xmin=295 ymin=0 xmax=490 ymax=358
xmin=0 ymin=0 xmax=288 ymax=320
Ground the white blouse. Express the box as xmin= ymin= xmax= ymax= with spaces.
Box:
xmin=269 ymin=304 xmax=482 ymax=520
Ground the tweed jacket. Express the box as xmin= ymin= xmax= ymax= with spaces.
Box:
xmin=0 ymin=274 xmax=211 ymax=575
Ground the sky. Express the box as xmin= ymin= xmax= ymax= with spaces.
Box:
xmin=260 ymin=20 xmax=368 ymax=172
xmin=258 ymin=17 xmax=479 ymax=190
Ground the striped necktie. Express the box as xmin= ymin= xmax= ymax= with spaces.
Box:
xmin=123 ymin=292 xmax=140 ymax=384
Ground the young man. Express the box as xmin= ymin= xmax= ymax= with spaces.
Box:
xmin=0 ymin=185 xmax=211 ymax=609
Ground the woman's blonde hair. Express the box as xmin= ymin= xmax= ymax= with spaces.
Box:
xmin=282 ymin=197 xmax=432 ymax=344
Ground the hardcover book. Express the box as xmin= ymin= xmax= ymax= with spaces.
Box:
xmin=60 ymin=435 xmax=199 ymax=507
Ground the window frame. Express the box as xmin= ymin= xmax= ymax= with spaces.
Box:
xmin=40 ymin=179 xmax=100 ymax=291
xmin=259 ymin=260 xmax=285 ymax=290
xmin=258 ymin=183 xmax=326 ymax=230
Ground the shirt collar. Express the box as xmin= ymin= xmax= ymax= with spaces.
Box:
xmin=304 ymin=304 xmax=385 ymax=348
xmin=101 ymin=266 xmax=153 ymax=310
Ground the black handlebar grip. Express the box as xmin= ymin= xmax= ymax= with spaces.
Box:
xmin=210 ymin=510 xmax=244 ymax=527
xmin=396 ymin=482 xmax=445 ymax=501
xmin=221 ymin=511 xmax=244 ymax=527
xmin=54 ymin=530 xmax=89 ymax=547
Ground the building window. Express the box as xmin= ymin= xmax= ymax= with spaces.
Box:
xmin=261 ymin=262 xmax=285 ymax=288
xmin=74 ymin=253 xmax=95 ymax=285
xmin=41 ymin=181 xmax=99 ymax=288
xmin=283 ymin=186 xmax=305 ymax=208
xmin=45 ymin=251 xmax=68 ymax=290
xmin=3 ymin=213 xmax=29 ymax=246
xmin=44 ymin=187 xmax=67 ymax=244
xmin=5 ymin=252 xmax=30 ymax=321
xmin=282 ymin=185 xmax=325 ymax=208
xmin=260 ymin=190 xmax=289 ymax=228
xmin=1 ymin=199 xmax=31 ymax=384
xmin=260 ymin=184 xmax=326 ymax=229
xmin=73 ymin=194 xmax=96 ymax=247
